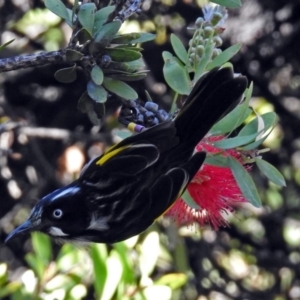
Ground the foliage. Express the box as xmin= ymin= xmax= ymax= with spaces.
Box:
xmin=45 ymin=0 xmax=154 ymax=125
xmin=160 ymin=4 xmax=285 ymax=208
xmin=1 ymin=230 xmax=189 ymax=300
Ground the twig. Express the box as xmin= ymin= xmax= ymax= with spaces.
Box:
xmin=0 ymin=50 xmax=67 ymax=73
xmin=18 ymin=126 xmax=112 ymax=143
xmin=0 ymin=121 xmax=26 ymax=132
xmin=0 ymin=0 xmax=144 ymax=74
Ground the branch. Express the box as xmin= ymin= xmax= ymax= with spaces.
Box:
xmin=0 ymin=0 xmax=144 ymax=74
xmin=18 ymin=126 xmax=111 ymax=142
xmin=0 ymin=50 xmax=67 ymax=73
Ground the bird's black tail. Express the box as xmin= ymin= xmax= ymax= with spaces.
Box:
xmin=173 ymin=67 xmax=248 ymax=155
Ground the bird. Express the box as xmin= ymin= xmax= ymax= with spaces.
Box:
xmin=5 ymin=67 xmax=247 ymax=244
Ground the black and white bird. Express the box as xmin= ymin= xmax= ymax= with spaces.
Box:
xmin=5 ymin=67 xmax=247 ymax=244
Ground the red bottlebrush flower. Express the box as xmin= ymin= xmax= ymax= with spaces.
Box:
xmin=166 ymin=136 xmax=249 ymax=230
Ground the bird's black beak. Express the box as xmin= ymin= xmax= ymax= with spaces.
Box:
xmin=5 ymin=219 xmax=40 ymax=243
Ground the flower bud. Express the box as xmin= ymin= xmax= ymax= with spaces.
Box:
xmin=189 ymin=52 xmax=196 ymax=60
xmin=213 ymin=36 xmax=223 ymax=47
xmin=195 ymin=17 xmax=204 ymax=27
xmin=203 ymin=26 xmax=214 ymax=38
xmin=212 ymin=48 xmax=222 ymax=59
xmin=196 ymin=45 xmax=204 ymax=56
xmin=211 ymin=12 xmax=223 ymax=26
xmin=190 ymin=47 xmax=196 ymax=54
xmin=194 ymin=35 xmax=204 ymax=45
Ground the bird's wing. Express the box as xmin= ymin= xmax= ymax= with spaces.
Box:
xmin=145 ymin=151 xmax=206 ymax=220
xmin=80 ymin=143 xmax=160 ymax=178
xmin=103 ymin=167 xmax=191 ymax=241
xmin=80 ymin=120 xmax=180 ymax=179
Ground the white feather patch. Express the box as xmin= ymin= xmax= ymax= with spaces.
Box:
xmin=49 ymin=226 xmax=69 ymax=236
xmin=87 ymin=213 xmax=109 ymax=231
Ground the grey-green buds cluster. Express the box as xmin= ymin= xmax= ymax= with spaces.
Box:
xmin=188 ymin=5 xmax=228 ymax=69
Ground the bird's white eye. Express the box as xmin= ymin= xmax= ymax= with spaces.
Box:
xmin=53 ymin=209 xmax=63 ymax=219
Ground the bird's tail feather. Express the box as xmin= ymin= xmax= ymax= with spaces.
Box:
xmin=174 ymin=67 xmax=248 ymax=154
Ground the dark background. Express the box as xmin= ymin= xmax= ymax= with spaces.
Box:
xmin=0 ymin=0 xmax=300 ymax=299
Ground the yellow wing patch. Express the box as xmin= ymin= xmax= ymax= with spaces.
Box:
xmin=96 ymin=146 xmax=128 ymax=166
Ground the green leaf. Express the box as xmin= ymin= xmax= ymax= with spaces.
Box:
xmin=227 ymin=156 xmax=261 ymax=207
xmin=104 ymin=48 xmax=142 ymax=62
xmin=91 ymin=65 xmax=104 ymax=85
xmin=0 ymin=264 xmax=8 ymax=286
xmin=103 ymin=59 xmax=145 ymax=74
xmin=112 ymin=33 xmax=156 ymax=44
xmin=87 ymin=80 xmax=108 ymax=103
xmin=211 ymin=81 xmax=253 ymax=135
xmin=194 ymin=36 xmax=214 ymax=81
xmin=129 ymin=32 xmax=156 ymax=44
xmin=90 ymin=244 xmax=108 ymax=297
xmin=77 ymin=28 xmax=93 ymax=44
xmin=162 ymin=51 xmax=173 ymax=61
xmin=139 ymin=232 xmax=160 ymax=277
xmin=113 ymin=129 xmax=133 ymax=140
xmin=114 ymin=242 xmax=135 ymax=284
xmin=0 ymin=39 xmax=15 ymax=51
xmin=163 ymin=52 xmax=190 ymax=95
xmin=244 ymin=81 xmax=254 ymax=105
xmin=181 ymin=190 xmax=201 ymax=210
xmin=210 ymin=0 xmax=242 ymax=8
xmin=0 ymin=282 xmax=21 ymax=298
xmin=240 ymin=128 xmax=273 ymax=150
xmin=255 ymin=158 xmax=286 ymax=186
xmin=115 ymin=45 xmax=144 ymax=51
xmin=120 ymin=58 xmax=145 ymax=72
xmin=100 ymin=250 xmax=123 ymax=300
xmin=77 ymin=91 xmax=90 ymax=113
xmin=93 ymin=6 xmax=116 ymax=34
xmin=56 ymin=245 xmax=85 ymax=274
xmin=213 ymin=131 xmax=262 ymax=149
xmin=71 ymin=0 xmax=79 ymax=26
xmin=65 ymin=49 xmax=83 ymax=62
xmin=25 ymin=253 xmax=45 ymax=279
xmin=170 ymin=34 xmax=188 ymax=64
xmin=103 ymin=78 xmax=137 ymax=100
xmin=93 ymin=102 xmax=106 ymax=121
xmin=204 ymin=154 xmax=229 ymax=167
xmin=111 ymin=33 xmax=141 ymax=44
xmin=45 ymin=274 xmax=79 ymax=291
xmin=45 ymin=0 xmax=71 ymax=23
xmin=78 ymin=91 xmax=105 ymax=124
xmin=93 ymin=20 xmax=122 ymax=48
xmin=87 ymin=108 xmax=100 ymax=126
xmin=54 ymin=64 xmax=77 ymax=83
xmin=210 ymin=106 xmax=252 ymax=135
xmin=78 ymin=3 xmax=96 ymax=35
xmin=207 ymin=44 xmax=242 ymax=70
xmin=238 ymin=112 xmax=277 ymax=136
xmin=107 ymin=72 xmax=147 ymax=81
xmin=155 ymin=273 xmax=188 ymax=290
xmin=66 ymin=8 xmax=75 ymax=27
xmin=31 ymin=232 xmax=52 ymax=263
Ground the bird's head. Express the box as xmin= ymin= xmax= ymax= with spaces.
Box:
xmin=5 ymin=184 xmax=90 ymax=244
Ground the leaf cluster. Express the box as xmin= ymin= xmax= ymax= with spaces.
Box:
xmin=45 ymin=0 xmax=155 ymax=125
xmin=1 ymin=231 xmax=187 ymax=300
